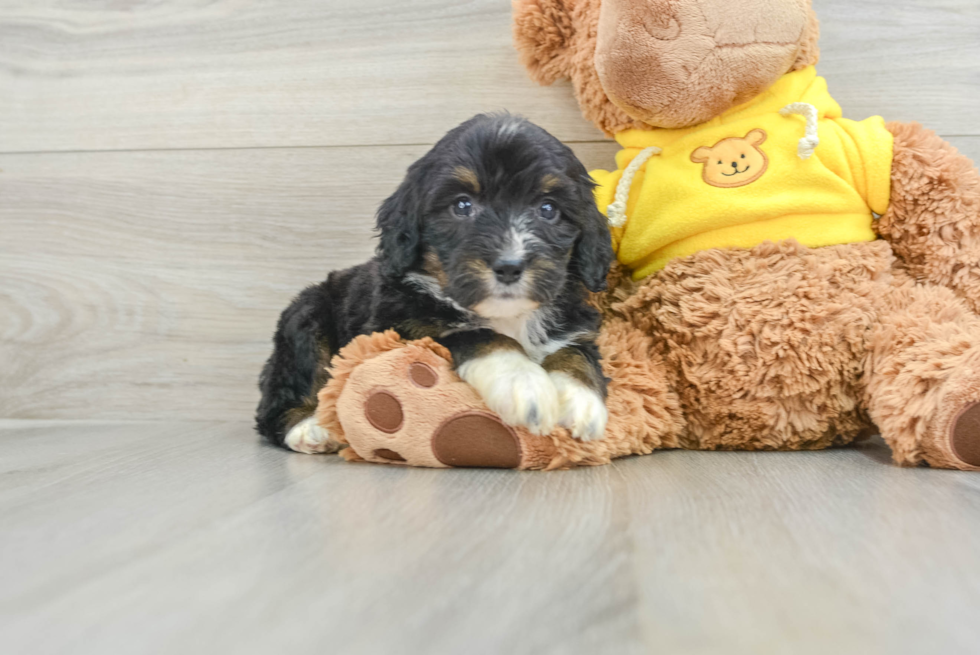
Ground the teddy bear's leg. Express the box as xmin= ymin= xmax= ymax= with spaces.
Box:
xmin=317 ymin=335 xmax=568 ymax=469
xmin=316 ymin=326 xmax=683 ymax=470
xmin=865 ymin=282 xmax=980 ymax=470
xmin=877 ymin=122 xmax=980 ymax=314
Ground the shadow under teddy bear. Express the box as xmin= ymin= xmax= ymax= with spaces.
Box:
xmin=315 ymin=0 xmax=980 ymax=471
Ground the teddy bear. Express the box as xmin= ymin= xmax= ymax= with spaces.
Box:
xmin=313 ymin=0 xmax=980 ymax=471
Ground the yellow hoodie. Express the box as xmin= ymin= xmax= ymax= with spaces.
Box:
xmin=592 ymin=66 xmax=894 ymax=279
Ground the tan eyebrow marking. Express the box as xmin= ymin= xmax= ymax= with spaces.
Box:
xmin=541 ymin=174 xmax=562 ymax=193
xmin=453 ymin=167 xmax=480 ymax=193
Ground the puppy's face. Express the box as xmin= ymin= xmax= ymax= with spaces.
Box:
xmin=425 ymin=141 xmax=582 ymax=318
xmin=376 ymin=115 xmax=613 ymax=317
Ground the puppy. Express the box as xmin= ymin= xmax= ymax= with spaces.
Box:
xmin=255 ymin=113 xmax=614 ymax=454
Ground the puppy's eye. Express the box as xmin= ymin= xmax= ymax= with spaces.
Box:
xmin=452 ymin=196 xmax=473 ymax=218
xmin=538 ymin=201 xmax=559 ymax=222
xmin=741 ymin=154 xmax=746 ymax=159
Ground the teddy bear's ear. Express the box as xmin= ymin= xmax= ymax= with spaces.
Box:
xmin=514 ymin=0 xmax=637 ymax=136
xmin=790 ymin=6 xmax=821 ymax=71
xmin=690 ymin=147 xmax=712 ymax=164
xmin=512 ymin=0 xmax=576 ymax=85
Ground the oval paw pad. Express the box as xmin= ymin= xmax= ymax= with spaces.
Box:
xmin=432 ymin=413 xmax=522 ymax=468
xmin=364 ymin=391 xmax=404 ymax=433
xmin=408 ymin=362 xmax=438 ymax=388
xmin=951 ymin=402 xmax=980 ymax=467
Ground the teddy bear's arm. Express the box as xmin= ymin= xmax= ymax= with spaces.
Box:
xmin=878 ymin=122 xmax=980 ymax=315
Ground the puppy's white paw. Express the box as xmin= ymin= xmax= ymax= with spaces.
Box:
xmin=458 ymin=350 xmax=559 ymax=435
xmin=550 ymin=372 xmax=608 ymax=441
xmin=284 ymin=416 xmax=341 ymax=454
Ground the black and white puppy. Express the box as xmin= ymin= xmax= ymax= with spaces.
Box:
xmin=256 ymin=113 xmax=614 ymax=454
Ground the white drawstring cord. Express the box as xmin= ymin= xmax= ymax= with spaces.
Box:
xmin=606 ymin=146 xmax=660 ymax=228
xmin=779 ymin=102 xmax=820 ymax=159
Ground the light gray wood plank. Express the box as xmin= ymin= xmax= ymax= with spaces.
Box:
xmin=0 ymin=0 xmax=977 ymax=154
xmin=0 ymin=141 xmax=618 ymax=421
xmin=950 ymin=135 xmax=980 ymax=166
xmin=0 ymin=421 xmax=642 ymax=655
xmin=2 ymin=422 xmax=980 ymax=654
xmin=0 ymin=0 xmax=603 ymax=154
xmin=0 ymin=144 xmax=414 ymax=421
xmin=621 ymin=446 xmax=980 ymax=654
xmin=817 ymin=0 xmax=980 ymax=131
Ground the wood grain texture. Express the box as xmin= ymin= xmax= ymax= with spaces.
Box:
xmin=816 ymin=0 xmax=980 ymax=132
xmin=2 ymin=137 xmax=979 ymax=420
xmin=0 ymin=0 xmax=602 ymax=153
xmin=0 ymin=0 xmax=978 ymax=153
xmin=0 ymin=141 xmax=620 ymax=420
xmin=2 ymin=421 xmax=980 ymax=655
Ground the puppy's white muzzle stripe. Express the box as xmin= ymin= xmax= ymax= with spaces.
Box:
xmin=284 ymin=416 xmax=341 ymax=454
xmin=550 ymin=372 xmax=608 ymax=441
xmin=458 ymin=350 xmax=559 ymax=435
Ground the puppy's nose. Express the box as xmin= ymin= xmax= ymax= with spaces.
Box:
xmin=493 ymin=259 xmax=525 ymax=285
xmin=731 ymin=161 xmax=739 ymax=169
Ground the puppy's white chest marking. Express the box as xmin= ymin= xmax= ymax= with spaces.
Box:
xmin=487 ymin=315 xmax=547 ymax=362
xmin=480 ymin=305 xmax=568 ymax=364
xmin=486 ymin=313 xmax=533 ymax=345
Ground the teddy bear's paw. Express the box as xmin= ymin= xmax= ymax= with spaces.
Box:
xmin=284 ymin=416 xmax=342 ymax=454
xmin=335 ymin=348 xmax=529 ymax=469
xmin=550 ymin=372 xmax=608 ymax=442
xmin=457 ymin=350 xmax=558 ymax=435
xmin=949 ymin=402 xmax=980 ymax=468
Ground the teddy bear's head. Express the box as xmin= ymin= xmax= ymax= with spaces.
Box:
xmin=513 ymin=0 xmax=821 ymax=134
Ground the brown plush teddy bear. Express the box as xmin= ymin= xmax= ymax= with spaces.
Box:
xmin=314 ymin=0 xmax=980 ymax=471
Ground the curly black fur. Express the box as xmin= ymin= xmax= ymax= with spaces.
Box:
xmin=256 ymin=113 xmax=613 ymax=447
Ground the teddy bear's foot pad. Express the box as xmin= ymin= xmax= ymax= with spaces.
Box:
xmin=432 ymin=412 xmax=522 ymax=468
xmin=950 ymin=402 xmax=980 ymax=467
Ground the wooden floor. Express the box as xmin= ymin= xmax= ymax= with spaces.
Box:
xmin=2 ymin=422 xmax=980 ymax=655
xmin=3 ymin=1 xmax=980 ymax=652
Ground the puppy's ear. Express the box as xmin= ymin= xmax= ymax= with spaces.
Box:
xmin=375 ymin=178 xmax=422 ymax=278
xmin=572 ymin=177 xmax=614 ymax=292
